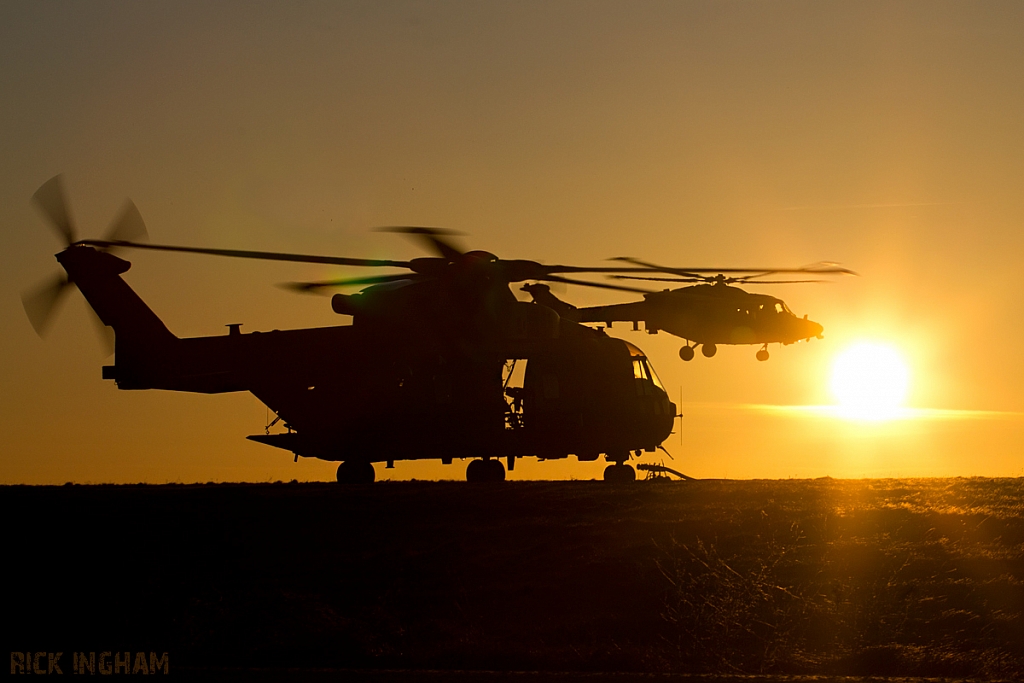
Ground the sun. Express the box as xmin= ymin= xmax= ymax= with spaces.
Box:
xmin=829 ymin=342 xmax=910 ymax=421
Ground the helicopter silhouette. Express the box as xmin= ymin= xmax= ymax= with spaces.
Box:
xmin=523 ymin=257 xmax=854 ymax=362
xmin=23 ymin=176 xmax=682 ymax=484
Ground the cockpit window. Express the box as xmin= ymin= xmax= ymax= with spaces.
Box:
xmin=633 ymin=359 xmax=648 ymax=380
xmin=633 ymin=357 xmax=664 ymax=391
xmin=643 ymin=358 xmax=665 ymax=390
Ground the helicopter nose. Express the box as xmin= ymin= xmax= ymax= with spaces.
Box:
xmin=808 ymin=320 xmax=824 ymax=339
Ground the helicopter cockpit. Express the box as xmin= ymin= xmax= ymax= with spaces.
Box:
xmin=749 ymin=299 xmax=793 ymax=319
xmin=626 ymin=342 xmax=665 ymax=397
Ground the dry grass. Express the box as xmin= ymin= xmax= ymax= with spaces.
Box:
xmin=3 ymin=478 xmax=1022 ymax=678
xmin=654 ymin=478 xmax=1024 ymax=677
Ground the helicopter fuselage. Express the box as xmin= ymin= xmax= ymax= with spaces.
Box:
xmin=59 ymin=245 xmax=675 ymax=472
xmin=526 ymin=281 xmax=823 ymax=355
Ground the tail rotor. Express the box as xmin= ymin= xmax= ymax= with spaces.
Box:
xmin=21 ymin=272 xmax=72 ymax=337
xmin=22 ymin=174 xmax=148 ymax=353
xmin=31 ymin=175 xmax=77 ymax=247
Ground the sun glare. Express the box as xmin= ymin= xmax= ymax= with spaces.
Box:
xmin=830 ymin=342 xmax=910 ymax=421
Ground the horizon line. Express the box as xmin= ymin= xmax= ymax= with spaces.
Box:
xmin=686 ymin=403 xmax=1024 ymax=421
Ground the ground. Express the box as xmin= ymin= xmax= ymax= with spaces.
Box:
xmin=3 ymin=478 xmax=1023 ymax=680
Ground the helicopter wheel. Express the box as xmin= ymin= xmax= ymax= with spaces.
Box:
xmin=603 ymin=463 xmax=636 ymax=484
xmin=486 ymin=458 xmax=506 ymax=481
xmin=701 ymin=343 xmax=717 ymax=358
xmin=678 ymin=345 xmax=695 ymax=361
xmin=466 ymin=459 xmax=486 ymax=482
xmin=756 ymin=347 xmax=770 ymax=362
xmin=337 ymin=460 xmax=376 ymax=484
xmin=467 ymin=458 xmax=506 ymax=483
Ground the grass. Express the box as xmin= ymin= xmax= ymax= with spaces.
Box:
xmin=3 ymin=478 xmax=1022 ymax=678
xmin=654 ymin=481 xmax=1024 ymax=676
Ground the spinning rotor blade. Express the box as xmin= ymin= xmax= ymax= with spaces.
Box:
xmin=32 ymin=175 xmax=77 ymax=245
xmin=610 ymin=256 xmax=856 ymax=277
xmin=26 ymin=176 xmax=126 ymax=345
xmin=21 ymin=273 xmax=72 ymax=336
xmin=611 ymin=274 xmax=830 ymax=285
xmin=79 ymin=239 xmax=411 ymax=269
xmin=496 ymin=260 xmax=662 ymax=281
xmin=280 ymin=273 xmax=420 ymax=293
xmin=539 ymin=274 xmax=653 ymax=294
xmin=104 ymin=200 xmax=148 ymax=244
xmin=798 ymin=261 xmax=858 ymax=275
xmin=608 ymin=257 xmax=707 ymax=279
xmin=611 ymin=275 xmax=708 ymax=283
xmin=376 ymin=226 xmax=465 ymax=262
xmin=732 ymin=279 xmax=830 ymax=285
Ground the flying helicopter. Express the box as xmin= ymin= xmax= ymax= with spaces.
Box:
xmin=522 ymin=257 xmax=854 ymax=362
xmin=22 ymin=176 xmax=679 ymax=484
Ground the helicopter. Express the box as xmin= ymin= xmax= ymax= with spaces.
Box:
xmin=522 ymin=257 xmax=854 ymax=362
xmin=22 ymin=176 xmax=679 ymax=484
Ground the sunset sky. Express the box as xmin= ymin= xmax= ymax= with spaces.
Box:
xmin=2 ymin=1 xmax=1023 ymax=483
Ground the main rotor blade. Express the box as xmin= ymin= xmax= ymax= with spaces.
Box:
xmin=376 ymin=226 xmax=465 ymax=262
xmin=279 ymin=273 xmax=419 ymax=293
xmin=32 ymin=175 xmax=76 ymax=246
xmin=78 ymin=240 xmax=412 ymax=269
xmin=608 ymin=258 xmax=707 ymax=279
xmin=611 ymin=275 xmax=705 ymax=283
xmin=799 ymin=262 xmax=858 ymax=276
xmin=21 ymin=273 xmax=72 ymax=336
xmin=518 ymin=265 xmax=671 ymax=277
xmin=610 ymin=256 xmax=856 ymax=277
xmin=733 ymin=279 xmax=830 ymax=284
xmin=539 ymin=274 xmax=653 ymax=294
xmin=609 ymin=257 xmax=705 ymax=279
xmin=498 ymin=259 xmax=652 ymax=282
xmin=612 ymin=274 xmax=830 ymax=285
xmin=104 ymin=200 xmax=148 ymax=244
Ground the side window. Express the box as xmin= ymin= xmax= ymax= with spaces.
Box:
xmin=633 ymin=359 xmax=652 ymax=396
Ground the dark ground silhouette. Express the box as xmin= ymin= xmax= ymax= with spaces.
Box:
xmin=3 ymin=478 xmax=1022 ymax=679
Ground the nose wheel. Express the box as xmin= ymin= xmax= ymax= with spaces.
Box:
xmin=678 ymin=345 xmax=695 ymax=361
xmin=701 ymin=343 xmax=717 ymax=358
xmin=603 ymin=463 xmax=636 ymax=483
xmin=756 ymin=345 xmax=769 ymax=362
xmin=337 ymin=460 xmax=376 ymax=484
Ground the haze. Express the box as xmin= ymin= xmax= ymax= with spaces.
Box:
xmin=2 ymin=1 xmax=1023 ymax=483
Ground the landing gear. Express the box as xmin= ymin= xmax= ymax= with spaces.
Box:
xmin=336 ymin=460 xmax=376 ymax=484
xmin=701 ymin=343 xmax=717 ymax=358
xmin=756 ymin=345 xmax=770 ymax=362
xmin=466 ymin=458 xmax=506 ymax=483
xmin=603 ymin=463 xmax=636 ymax=483
xmin=678 ymin=345 xmax=695 ymax=361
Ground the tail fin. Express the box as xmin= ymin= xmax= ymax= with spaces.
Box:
xmin=56 ymin=246 xmax=176 ymax=348
xmin=521 ymin=283 xmax=581 ymax=322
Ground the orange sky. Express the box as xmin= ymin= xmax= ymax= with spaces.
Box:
xmin=2 ymin=1 xmax=1023 ymax=483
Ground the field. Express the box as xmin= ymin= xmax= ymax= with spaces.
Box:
xmin=4 ymin=478 xmax=1023 ymax=679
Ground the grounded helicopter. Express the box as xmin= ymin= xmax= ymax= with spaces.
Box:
xmin=23 ymin=176 xmax=684 ymax=484
xmin=523 ymin=257 xmax=854 ymax=362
